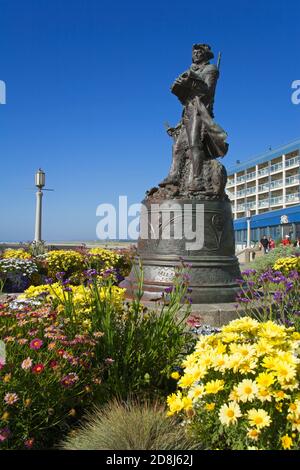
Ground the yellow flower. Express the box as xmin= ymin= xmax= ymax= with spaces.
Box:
xmin=257 ymin=387 xmax=272 ymax=403
xmin=247 ymin=409 xmax=272 ymax=429
xmin=171 ymin=371 xmax=180 ymax=380
xmin=205 ymin=403 xmax=215 ymax=411
xmin=178 ymin=373 xmax=196 ymax=389
xmin=1 ymin=412 xmax=10 ymax=421
xmin=238 ymin=359 xmax=258 ymax=375
xmin=256 ymin=372 xmax=275 ymax=388
xmin=3 ymin=373 xmax=11 ymax=383
xmin=281 ymin=434 xmax=293 ymax=450
xmin=187 ymin=385 xmax=205 ymax=402
xmin=236 ymin=379 xmax=258 ymax=402
xmin=182 ymin=397 xmax=193 ymax=411
xmin=247 ymin=428 xmax=260 ymax=441
xmin=219 ymin=402 xmax=242 ymax=426
xmin=167 ymin=392 xmax=183 ymax=416
xmin=273 ymin=362 xmax=297 ymax=383
xmin=205 ymin=379 xmax=224 ymax=394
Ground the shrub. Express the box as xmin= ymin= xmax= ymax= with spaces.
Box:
xmin=167 ymin=317 xmax=300 ymax=450
xmin=46 ymin=250 xmax=84 ymax=281
xmin=250 ymin=246 xmax=299 ymax=274
xmin=0 ymin=302 xmax=107 ymax=450
xmin=273 ymin=257 xmax=300 ymax=275
xmin=0 ymin=258 xmax=38 ymax=292
xmin=236 ymin=269 xmax=300 ymax=330
xmin=60 ymin=399 xmax=197 ymax=450
xmin=1 ymin=248 xmax=31 ymax=260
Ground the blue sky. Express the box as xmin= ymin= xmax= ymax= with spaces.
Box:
xmin=0 ymin=0 xmax=299 ymax=241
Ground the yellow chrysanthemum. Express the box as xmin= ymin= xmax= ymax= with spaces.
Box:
xmin=256 ymin=372 xmax=275 ymax=388
xmin=167 ymin=392 xmax=183 ymax=416
xmin=236 ymin=379 xmax=258 ymax=402
xmin=205 ymin=403 xmax=215 ymax=411
xmin=257 ymin=387 xmax=272 ymax=402
xmin=247 ymin=428 xmax=260 ymax=441
xmin=205 ymin=379 xmax=224 ymax=395
xmin=187 ymin=385 xmax=205 ymax=402
xmin=219 ymin=402 xmax=242 ymax=426
xmin=171 ymin=371 xmax=180 ymax=380
xmin=281 ymin=434 xmax=293 ymax=450
xmin=247 ymin=409 xmax=272 ymax=429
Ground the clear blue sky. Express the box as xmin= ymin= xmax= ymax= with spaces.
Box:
xmin=0 ymin=0 xmax=299 ymax=241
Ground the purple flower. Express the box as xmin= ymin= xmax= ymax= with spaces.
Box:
xmin=62 ymin=278 xmax=71 ymax=286
xmin=44 ymin=277 xmax=53 ymax=285
xmin=55 ymin=272 xmax=66 ymax=281
xmin=60 ymin=373 xmax=79 ymax=388
xmin=63 ymin=287 xmax=72 ymax=292
xmin=164 ymin=286 xmax=173 ymax=294
xmin=241 ymin=269 xmax=257 ymax=276
xmin=273 ymin=291 xmax=283 ymax=302
xmin=84 ymin=269 xmax=98 ymax=279
xmin=236 ymin=279 xmax=245 ymax=285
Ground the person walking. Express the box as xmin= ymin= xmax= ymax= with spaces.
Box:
xmin=268 ymin=237 xmax=275 ymax=250
xmin=260 ymin=235 xmax=269 ymax=254
xmin=282 ymin=235 xmax=291 ymax=246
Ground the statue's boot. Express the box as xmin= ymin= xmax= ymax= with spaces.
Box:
xmin=158 ymin=176 xmax=180 ymax=187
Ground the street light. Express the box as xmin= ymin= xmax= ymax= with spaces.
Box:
xmin=34 ymin=169 xmax=53 ymax=243
xmin=246 ymin=209 xmax=251 ymax=249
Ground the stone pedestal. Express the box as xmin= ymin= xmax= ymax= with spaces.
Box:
xmin=121 ymin=198 xmax=241 ymax=303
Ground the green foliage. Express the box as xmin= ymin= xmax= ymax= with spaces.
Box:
xmin=60 ymin=399 xmax=198 ymax=450
xmin=250 ymin=246 xmax=299 ymax=274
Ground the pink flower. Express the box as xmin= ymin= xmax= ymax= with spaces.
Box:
xmin=21 ymin=357 xmax=33 ymax=370
xmin=32 ymin=364 xmax=45 ymax=374
xmin=105 ymin=358 xmax=115 ymax=365
xmin=4 ymin=393 xmax=19 ymax=405
xmin=0 ymin=359 xmax=5 ymax=370
xmin=24 ymin=437 xmax=34 ymax=449
xmin=60 ymin=373 xmax=79 ymax=388
xmin=0 ymin=427 xmax=11 ymax=442
xmin=29 ymin=338 xmax=43 ymax=350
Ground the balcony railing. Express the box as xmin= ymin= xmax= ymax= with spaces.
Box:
xmin=258 ymin=183 xmax=269 ymax=192
xmin=285 ymin=156 xmax=300 ymax=168
xmin=245 ymin=186 xmax=256 ymax=196
xmin=270 ymin=179 xmax=283 ymax=190
xmin=286 ymin=193 xmax=300 ymax=203
xmin=270 ymin=162 xmax=283 ymax=173
xmin=270 ymin=195 xmax=283 ymax=205
xmin=285 ymin=175 xmax=300 ymax=186
xmin=258 ymin=167 xmax=269 ymax=177
xmin=258 ymin=199 xmax=269 ymax=208
xmin=236 ymin=175 xmax=246 ymax=183
xmin=246 ymin=171 xmax=256 ymax=181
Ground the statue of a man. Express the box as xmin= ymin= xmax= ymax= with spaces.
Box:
xmin=159 ymin=43 xmax=228 ymax=192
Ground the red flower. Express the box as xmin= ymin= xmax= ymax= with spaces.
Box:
xmin=29 ymin=338 xmax=43 ymax=350
xmin=57 ymin=349 xmax=65 ymax=356
xmin=32 ymin=363 xmax=44 ymax=374
xmin=24 ymin=437 xmax=34 ymax=449
xmin=49 ymin=360 xmax=58 ymax=369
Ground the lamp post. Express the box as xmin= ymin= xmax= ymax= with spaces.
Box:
xmin=34 ymin=169 xmax=45 ymax=243
xmin=246 ymin=209 xmax=251 ymax=249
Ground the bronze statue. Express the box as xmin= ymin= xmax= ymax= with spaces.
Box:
xmin=158 ymin=43 xmax=228 ymax=196
xmin=121 ymin=43 xmax=241 ymax=304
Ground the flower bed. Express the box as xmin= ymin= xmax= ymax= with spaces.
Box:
xmin=167 ymin=317 xmax=300 ymax=450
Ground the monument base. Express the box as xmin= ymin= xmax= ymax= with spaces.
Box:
xmin=121 ymin=198 xmax=242 ymax=304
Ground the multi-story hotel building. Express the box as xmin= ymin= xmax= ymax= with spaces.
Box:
xmin=226 ymin=139 xmax=300 ymax=246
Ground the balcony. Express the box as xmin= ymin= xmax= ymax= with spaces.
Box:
xmin=270 ymin=162 xmax=283 ymax=174
xmin=258 ymin=183 xmax=269 ymax=193
xmin=270 ymin=179 xmax=283 ymax=190
xmin=270 ymin=195 xmax=283 ymax=206
xmin=258 ymin=199 xmax=269 ymax=208
xmin=285 ymin=156 xmax=300 ymax=168
xmin=286 ymin=193 xmax=300 ymax=203
xmin=285 ymin=175 xmax=300 ymax=186
xmin=227 ymin=179 xmax=235 ymax=187
xmin=236 ymin=204 xmax=246 ymax=212
xmin=246 ymin=171 xmax=256 ymax=181
xmin=258 ymin=167 xmax=269 ymax=177
xmin=245 ymin=186 xmax=256 ymax=196
xmin=236 ymin=175 xmax=246 ymax=184
xmin=245 ymin=201 xmax=256 ymax=210
xmin=227 ymin=190 xmax=235 ymax=199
